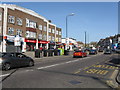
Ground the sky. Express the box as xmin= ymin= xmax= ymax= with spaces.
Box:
xmin=3 ymin=2 xmax=118 ymax=43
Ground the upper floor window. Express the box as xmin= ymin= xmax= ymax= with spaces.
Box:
xmin=16 ymin=29 xmax=22 ymax=36
xmin=49 ymin=36 xmax=51 ymax=41
xmin=8 ymin=27 xmax=14 ymax=35
xmin=0 ymin=12 xmax=2 ymax=21
xmin=17 ymin=18 xmax=22 ymax=26
xmin=39 ymin=25 xmax=42 ymax=30
xmin=26 ymin=31 xmax=36 ymax=39
xmin=26 ymin=18 xmax=36 ymax=28
xmin=44 ymin=26 xmax=47 ymax=31
xmin=52 ymin=29 xmax=55 ymax=33
xmin=56 ymin=30 xmax=58 ymax=34
xmin=38 ymin=34 xmax=42 ymax=39
xmin=52 ymin=36 xmax=55 ymax=41
xmin=59 ymin=31 xmax=61 ymax=35
xmin=49 ymin=28 xmax=51 ymax=33
xmin=59 ymin=38 xmax=61 ymax=42
xmin=8 ymin=15 xmax=15 ymax=24
xmin=43 ymin=34 xmax=47 ymax=40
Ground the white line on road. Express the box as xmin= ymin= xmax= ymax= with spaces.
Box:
xmin=37 ymin=59 xmax=80 ymax=70
xmin=0 ymin=73 xmax=10 ymax=78
xmin=0 ymin=53 xmax=103 ymax=78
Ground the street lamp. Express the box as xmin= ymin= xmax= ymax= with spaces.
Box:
xmin=65 ymin=13 xmax=75 ymax=50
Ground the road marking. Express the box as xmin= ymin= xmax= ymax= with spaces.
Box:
xmin=25 ymin=70 xmax=34 ymax=72
xmin=0 ymin=73 xmax=10 ymax=78
xmin=74 ymin=71 xmax=80 ymax=74
xmin=93 ymin=65 xmax=118 ymax=69
xmin=86 ymin=69 xmax=109 ymax=75
xmin=37 ymin=59 xmax=80 ymax=70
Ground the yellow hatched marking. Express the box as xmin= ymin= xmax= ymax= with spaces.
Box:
xmin=93 ymin=65 xmax=118 ymax=69
xmin=74 ymin=71 xmax=80 ymax=74
xmin=86 ymin=69 xmax=109 ymax=75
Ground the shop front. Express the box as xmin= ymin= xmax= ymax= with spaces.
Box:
xmin=38 ymin=40 xmax=50 ymax=50
xmin=6 ymin=35 xmax=23 ymax=52
xmin=25 ymin=39 xmax=36 ymax=51
xmin=25 ymin=39 xmax=50 ymax=51
xmin=48 ymin=41 xmax=55 ymax=49
xmin=0 ymin=36 xmax=2 ymax=52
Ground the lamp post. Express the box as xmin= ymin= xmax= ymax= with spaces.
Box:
xmin=65 ymin=13 xmax=75 ymax=50
xmin=85 ymin=31 xmax=86 ymax=48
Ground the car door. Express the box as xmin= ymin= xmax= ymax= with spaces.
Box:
xmin=9 ymin=53 xmax=20 ymax=67
xmin=16 ymin=53 xmax=30 ymax=66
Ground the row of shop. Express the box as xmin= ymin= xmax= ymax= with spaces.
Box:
xmin=1 ymin=35 xmax=64 ymax=52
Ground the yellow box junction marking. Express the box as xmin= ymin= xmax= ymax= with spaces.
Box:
xmin=86 ymin=69 xmax=109 ymax=75
xmin=93 ymin=65 xmax=118 ymax=69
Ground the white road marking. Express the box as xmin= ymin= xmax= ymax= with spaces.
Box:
xmin=0 ymin=73 xmax=10 ymax=78
xmin=0 ymin=53 xmax=103 ymax=78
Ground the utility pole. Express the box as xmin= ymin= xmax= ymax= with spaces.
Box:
xmin=85 ymin=31 xmax=86 ymax=48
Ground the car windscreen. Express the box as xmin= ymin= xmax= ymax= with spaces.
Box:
xmin=75 ymin=51 xmax=82 ymax=52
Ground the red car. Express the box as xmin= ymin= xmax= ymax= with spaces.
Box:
xmin=73 ymin=50 xmax=87 ymax=58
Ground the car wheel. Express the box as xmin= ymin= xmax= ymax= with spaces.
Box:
xmin=2 ymin=63 xmax=11 ymax=71
xmin=73 ymin=56 xmax=76 ymax=58
xmin=28 ymin=61 xmax=34 ymax=67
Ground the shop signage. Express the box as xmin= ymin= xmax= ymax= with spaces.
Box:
xmin=38 ymin=40 xmax=50 ymax=44
xmin=25 ymin=39 xmax=50 ymax=44
xmin=7 ymin=35 xmax=15 ymax=42
xmin=14 ymin=35 xmax=21 ymax=46
xmin=25 ymin=39 xmax=37 ymax=43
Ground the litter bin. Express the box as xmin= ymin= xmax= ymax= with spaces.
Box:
xmin=64 ymin=50 xmax=69 ymax=55
xmin=35 ymin=49 xmax=41 ymax=58
xmin=54 ymin=49 xmax=58 ymax=56
xmin=58 ymin=49 xmax=60 ymax=56
xmin=43 ymin=49 xmax=48 ymax=57
xmin=48 ymin=50 xmax=53 ymax=56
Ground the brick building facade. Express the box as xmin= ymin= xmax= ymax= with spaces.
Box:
xmin=0 ymin=4 xmax=62 ymax=52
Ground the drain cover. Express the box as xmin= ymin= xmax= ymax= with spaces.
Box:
xmin=69 ymin=80 xmax=82 ymax=85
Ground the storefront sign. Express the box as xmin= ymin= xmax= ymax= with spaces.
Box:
xmin=14 ymin=36 xmax=21 ymax=46
xmin=7 ymin=35 xmax=15 ymax=42
xmin=25 ymin=39 xmax=37 ymax=43
xmin=38 ymin=40 xmax=50 ymax=44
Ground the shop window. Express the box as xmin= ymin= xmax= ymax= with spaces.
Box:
xmin=39 ymin=25 xmax=42 ymax=30
xmin=17 ymin=18 xmax=22 ymax=26
xmin=16 ymin=29 xmax=22 ymax=36
xmin=8 ymin=15 xmax=15 ymax=24
xmin=8 ymin=27 xmax=14 ymax=35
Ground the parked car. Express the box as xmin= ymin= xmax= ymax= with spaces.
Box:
xmin=73 ymin=50 xmax=87 ymax=58
xmin=104 ymin=49 xmax=112 ymax=54
xmin=0 ymin=52 xmax=34 ymax=71
xmin=89 ymin=49 xmax=97 ymax=55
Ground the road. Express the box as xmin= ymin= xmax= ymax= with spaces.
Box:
xmin=1 ymin=52 xmax=119 ymax=88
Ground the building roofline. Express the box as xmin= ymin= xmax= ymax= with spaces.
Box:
xmin=0 ymin=4 xmax=56 ymax=26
